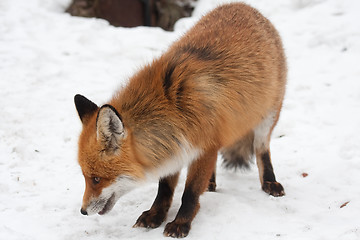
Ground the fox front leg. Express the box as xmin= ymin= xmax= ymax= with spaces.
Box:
xmin=134 ymin=172 xmax=179 ymax=228
xmin=164 ymin=149 xmax=217 ymax=238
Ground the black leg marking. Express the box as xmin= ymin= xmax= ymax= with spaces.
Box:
xmin=207 ymin=172 xmax=216 ymax=192
xmin=261 ymin=152 xmax=276 ymax=182
xmin=164 ymin=189 xmax=198 ymax=238
xmin=260 ymin=151 xmax=285 ymax=197
xmin=177 ymin=189 xmax=198 ymax=219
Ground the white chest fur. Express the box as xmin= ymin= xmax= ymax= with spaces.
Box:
xmin=147 ymin=140 xmax=203 ymax=180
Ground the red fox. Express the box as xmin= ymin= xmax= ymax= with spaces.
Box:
xmin=74 ymin=2 xmax=286 ymax=238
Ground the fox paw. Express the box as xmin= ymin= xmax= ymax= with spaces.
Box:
xmin=133 ymin=210 xmax=166 ymax=229
xmin=164 ymin=221 xmax=191 ymax=238
xmin=262 ymin=181 xmax=285 ymax=197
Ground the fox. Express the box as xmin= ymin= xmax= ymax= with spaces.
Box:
xmin=74 ymin=2 xmax=286 ymax=238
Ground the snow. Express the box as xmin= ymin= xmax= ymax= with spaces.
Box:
xmin=1 ymin=0 xmax=360 ymax=239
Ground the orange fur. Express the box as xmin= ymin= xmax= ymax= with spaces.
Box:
xmin=104 ymin=3 xmax=286 ymax=171
xmin=75 ymin=2 xmax=287 ymax=237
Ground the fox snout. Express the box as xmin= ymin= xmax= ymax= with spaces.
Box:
xmin=81 ymin=193 xmax=117 ymax=216
xmin=79 ymin=174 xmax=140 ymax=216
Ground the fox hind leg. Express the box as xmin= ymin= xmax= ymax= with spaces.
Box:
xmin=207 ymin=157 xmax=217 ymax=192
xmin=254 ymin=111 xmax=285 ymax=197
xmin=207 ymin=170 xmax=216 ymax=192
xmin=257 ymin=150 xmax=284 ymax=196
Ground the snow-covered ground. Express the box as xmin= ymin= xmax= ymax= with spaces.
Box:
xmin=1 ymin=0 xmax=360 ymax=239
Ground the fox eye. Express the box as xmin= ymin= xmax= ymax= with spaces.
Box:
xmin=92 ymin=177 xmax=101 ymax=185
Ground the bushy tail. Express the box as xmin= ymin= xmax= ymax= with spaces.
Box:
xmin=221 ymin=131 xmax=254 ymax=170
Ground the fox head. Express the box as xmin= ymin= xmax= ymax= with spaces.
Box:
xmin=74 ymin=94 xmax=144 ymax=216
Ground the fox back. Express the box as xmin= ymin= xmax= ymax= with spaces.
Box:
xmin=105 ymin=2 xmax=286 ymax=168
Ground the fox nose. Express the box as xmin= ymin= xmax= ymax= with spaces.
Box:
xmin=80 ymin=208 xmax=88 ymax=215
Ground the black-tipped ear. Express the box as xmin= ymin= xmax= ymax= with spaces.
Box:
xmin=96 ymin=105 xmax=126 ymax=154
xmin=74 ymin=94 xmax=99 ymax=123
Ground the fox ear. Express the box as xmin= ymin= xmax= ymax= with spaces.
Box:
xmin=96 ymin=105 xmax=125 ymax=154
xmin=74 ymin=94 xmax=99 ymax=124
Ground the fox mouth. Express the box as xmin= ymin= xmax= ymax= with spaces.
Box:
xmin=98 ymin=193 xmax=116 ymax=215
